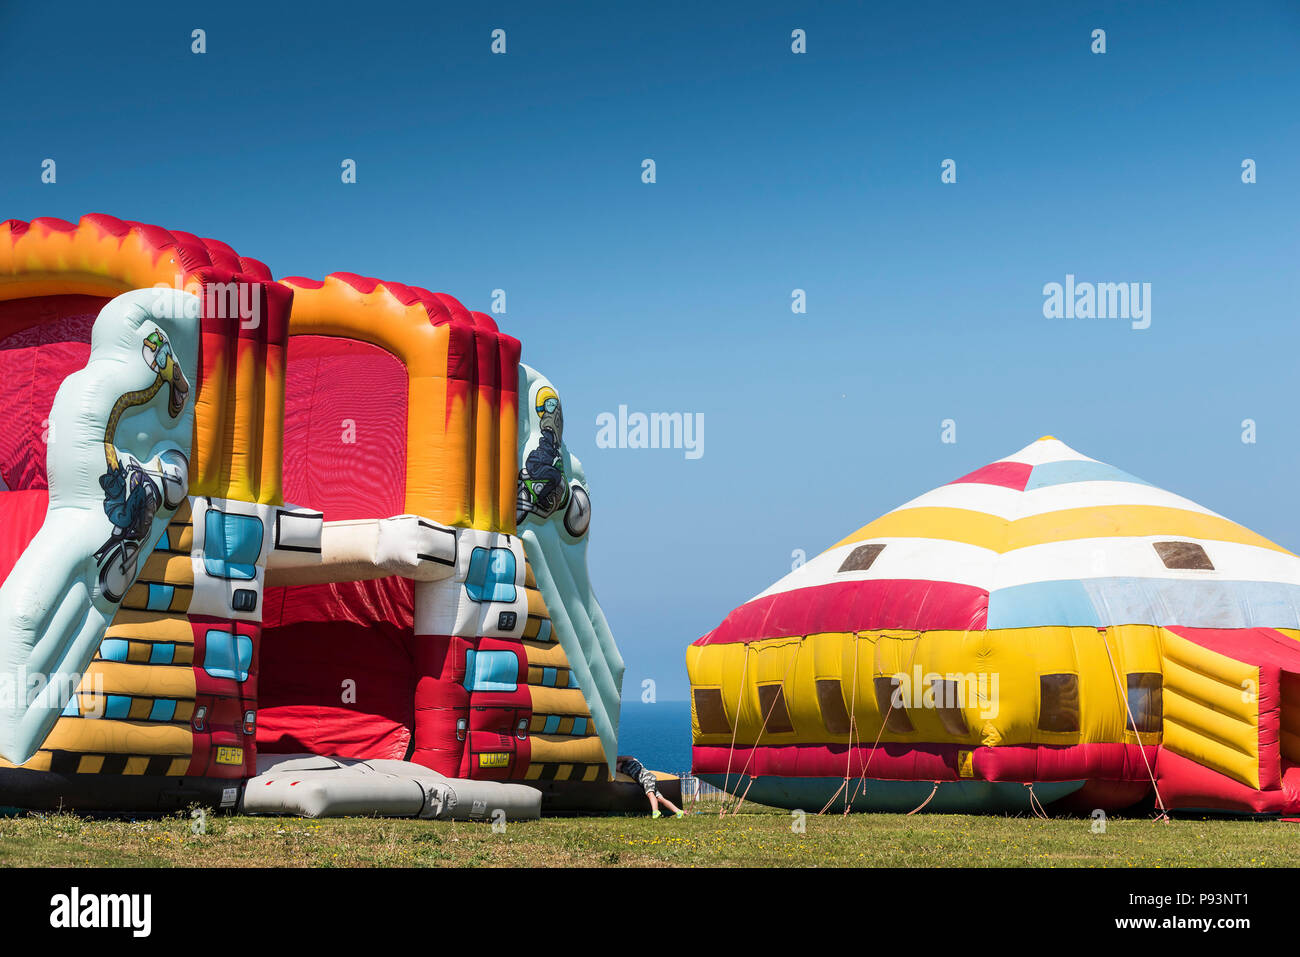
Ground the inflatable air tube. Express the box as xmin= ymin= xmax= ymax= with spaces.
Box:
xmin=0 ymin=289 xmax=197 ymax=766
xmin=241 ymin=754 xmax=542 ymax=820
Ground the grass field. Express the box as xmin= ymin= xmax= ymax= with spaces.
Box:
xmin=0 ymin=803 xmax=1296 ymax=867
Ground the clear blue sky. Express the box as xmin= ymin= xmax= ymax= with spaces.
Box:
xmin=2 ymin=1 xmax=1297 ymax=701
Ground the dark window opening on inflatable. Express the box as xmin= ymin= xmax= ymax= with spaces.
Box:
xmin=838 ymin=543 xmax=885 ymax=573
xmin=929 ymin=678 xmax=969 ymax=736
xmin=1038 ymin=674 xmax=1081 ymax=733
xmin=694 ymin=688 xmax=731 ymax=735
xmin=816 ymin=678 xmax=852 ymax=735
xmin=756 ymin=682 xmax=795 ymax=734
xmin=873 ymin=676 xmax=915 ymax=733
xmin=1153 ymin=541 xmax=1214 ymax=570
xmin=1126 ymin=673 xmax=1163 ymax=733
xmin=1282 ymin=673 xmax=1300 ymax=766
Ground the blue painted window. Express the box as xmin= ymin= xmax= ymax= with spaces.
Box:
xmin=149 ymin=699 xmax=177 ymax=721
xmin=203 ymin=629 xmax=253 ymax=682
xmin=542 ymin=667 xmax=558 ymax=687
xmin=464 ymin=547 xmax=517 ymax=604
xmin=462 ymin=649 xmax=519 ymax=692
xmin=149 ymin=643 xmax=175 ymax=665
xmin=535 ymin=619 xmax=552 ymax=642
xmin=104 ymin=694 xmax=132 ymax=719
xmin=61 ymin=695 xmax=80 ymax=717
xmin=146 ymin=583 xmax=175 ymax=611
xmin=99 ymin=639 xmax=129 ymax=662
xmin=573 ymin=717 xmax=587 ymax=736
xmin=542 ymin=714 xmax=561 ymax=733
xmin=203 ymin=509 xmax=263 ymax=581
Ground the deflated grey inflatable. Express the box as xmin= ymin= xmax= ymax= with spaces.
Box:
xmin=241 ymin=754 xmax=542 ymax=821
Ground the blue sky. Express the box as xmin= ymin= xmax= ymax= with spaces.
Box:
xmin=2 ymin=1 xmax=1297 ymax=700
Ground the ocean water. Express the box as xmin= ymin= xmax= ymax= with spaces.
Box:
xmin=617 ymin=699 xmax=693 ymax=774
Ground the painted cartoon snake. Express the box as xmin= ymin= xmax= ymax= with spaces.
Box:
xmin=101 ymin=330 xmax=189 ymax=472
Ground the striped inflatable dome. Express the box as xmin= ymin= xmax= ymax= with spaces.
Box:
xmin=687 ymin=437 xmax=1300 ymax=816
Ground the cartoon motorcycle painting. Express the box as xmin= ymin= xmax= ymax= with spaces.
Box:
xmin=93 ymin=329 xmax=190 ymax=603
xmin=94 ymin=449 xmax=188 ymax=602
xmin=516 ymin=385 xmax=569 ymax=526
xmin=515 ymin=384 xmax=592 ymax=540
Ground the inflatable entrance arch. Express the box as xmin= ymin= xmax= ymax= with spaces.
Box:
xmin=0 ymin=214 xmax=655 ymax=815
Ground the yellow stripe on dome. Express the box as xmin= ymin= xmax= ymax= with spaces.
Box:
xmin=833 ymin=505 xmax=1292 ymax=556
xmin=833 ymin=508 xmax=1006 ymax=551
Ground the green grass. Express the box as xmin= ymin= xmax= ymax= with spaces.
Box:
xmin=0 ymin=804 xmax=1296 ymax=867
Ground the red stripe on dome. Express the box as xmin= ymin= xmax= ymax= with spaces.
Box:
xmin=947 ymin=460 xmax=1032 ymax=490
xmin=693 ymin=579 xmax=989 ymax=646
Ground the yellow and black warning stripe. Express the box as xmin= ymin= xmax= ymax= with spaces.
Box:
xmin=523 ymin=762 xmax=608 ymax=782
xmin=49 ymin=750 xmax=190 ymax=776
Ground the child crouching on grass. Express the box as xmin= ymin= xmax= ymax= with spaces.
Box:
xmin=617 ymin=755 xmax=684 ymax=818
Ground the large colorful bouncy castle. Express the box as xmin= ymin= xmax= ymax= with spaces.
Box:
xmin=0 ymin=214 xmax=634 ymax=814
xmin=689 ymin=437 xmax=1300 ymax=815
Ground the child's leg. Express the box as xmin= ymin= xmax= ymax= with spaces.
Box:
xmin=647 ymin=791 xmax=660 ymax=813
xmin=658 ymin=795 xmax=683 ymax=816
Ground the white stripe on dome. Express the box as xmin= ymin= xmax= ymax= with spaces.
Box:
xmin=991 ymin=536 xmax=1300 ymax=590
xmin=995 ymin=437 xmax=1097 ymax=467
xmin=883 ymin=479 xmax=1223 ymax=522
xmin=755 ymin=532 xmax=1300 ymax=606
xmin=754 ymin=537 xmax=997 ymax=599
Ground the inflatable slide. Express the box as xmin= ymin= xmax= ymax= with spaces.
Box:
xmin=0 ymin=214 xmax=673 ymax=816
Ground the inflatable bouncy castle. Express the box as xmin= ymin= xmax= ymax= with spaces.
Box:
xmin=0 ymin=214 xmax=651 ymax=816
xmin=689 ymin=437 xmax=1300 ymax=816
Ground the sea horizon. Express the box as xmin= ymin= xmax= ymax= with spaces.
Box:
xmin=617 ymin=699 xmax=693 ymax=776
